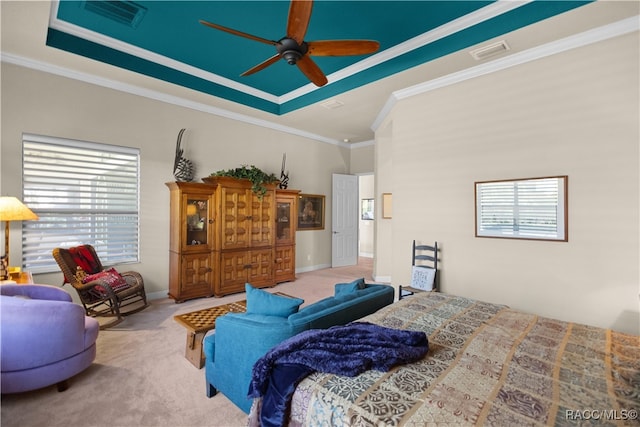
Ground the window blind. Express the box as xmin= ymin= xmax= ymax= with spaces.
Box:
xmin=22 ymin=133 xmax=140 ymax=273
xmin=475 ymin=176 xmax=566 ymax=241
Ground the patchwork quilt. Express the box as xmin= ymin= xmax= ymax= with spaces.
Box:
xmin=249 ymin=292 xmax=639 ymax=426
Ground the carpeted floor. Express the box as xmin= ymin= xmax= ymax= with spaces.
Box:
xmin=1 ymin=258 xmax=377 ymax=427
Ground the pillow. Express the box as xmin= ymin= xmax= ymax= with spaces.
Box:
xmin=410 ymin=266 xmax=436 ymax=291
xmin=83 ymin=268 xmax=130 ymax=294
xmin=334 ymin=277 xmax=366 ymax=296
xmin=245 ymin=284 xmax=304 ymax=317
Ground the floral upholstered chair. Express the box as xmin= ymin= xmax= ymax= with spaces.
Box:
xmin=52 ymin=244 xmax=148 ymax=329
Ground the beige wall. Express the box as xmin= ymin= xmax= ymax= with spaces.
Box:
xmin=0 ymin=63 xmax=351 ymax=297
xmin=373 ymin=122 xmax=394 ymax=283
xmin=375 ymin=33 xmax=639 ymax=334
xmin=349 ymin=143 xmax=375 ymax=174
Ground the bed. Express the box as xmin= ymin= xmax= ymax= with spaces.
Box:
xmin=249 ymin=292 xmax=639 ymax=426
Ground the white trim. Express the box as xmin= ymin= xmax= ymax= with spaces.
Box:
xmin=372 ymin=16 xmax=640 ymax=132
xmin=350 ymin=140 xmax=375 ymax=149
xmin=371 ymin=97 xmax=399 ymax=135
xmin=48 ymin=2 xmax=279 ymax=104
xmin=1 ymin=52 xmax=345 ymax=147
xmin=6 ymin=8 xmax=634 ymax=149
xmin=147 ymin=290 xmax=171 ymax=301
xmin=295 ymin=264 xmax=332 ymax=274
xmin=48 ymin=0 xmax=527 ymax=105
xmin=372 ymin=275 xmax=392 ymax=284
xmin=282 ymin=0 xmax=527 ymax=102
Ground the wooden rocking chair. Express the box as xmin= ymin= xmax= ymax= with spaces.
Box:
xmin=52 ymin=245 xmax=149 ymax=329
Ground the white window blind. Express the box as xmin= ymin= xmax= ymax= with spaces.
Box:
xmin=475 ymin=176 xmax=567 ymax=241
xmin=22 ymin=133 xmax=140 ymax=273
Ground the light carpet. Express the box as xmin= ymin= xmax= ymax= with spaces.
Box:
xmin=1 ymin=259 xmax=377 ymax=427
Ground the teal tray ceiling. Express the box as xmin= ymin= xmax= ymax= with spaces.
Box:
xmin=47 ymin=1 xmax=590 ymax=115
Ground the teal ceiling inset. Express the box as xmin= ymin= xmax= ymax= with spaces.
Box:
xmin=47 ymin=1 xmax=591 ymax=114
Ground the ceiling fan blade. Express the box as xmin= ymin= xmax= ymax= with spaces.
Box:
xmin=308 ymin=40 xmax=380 ymax=56
xmin=296 ymin=55 xmax=328 ymax=87
xmin=240 ymin=54 xmax=282 ymax=77
xmin=286 ymin=0 xmax=313 ymax=44
xmin=199 ymin=20 xmax=277 ymax=46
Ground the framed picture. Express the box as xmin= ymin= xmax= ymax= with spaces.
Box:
xmin=361 ymin=198 xmax=374 ymax=220
xmin=382 ymin=193 xmax=393 ymax=218
xmin=298 ymin=194 xmax=325 ymax=230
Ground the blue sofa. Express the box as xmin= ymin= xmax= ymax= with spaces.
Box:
xmin=204 ymin=280 xmax=394 ymax=413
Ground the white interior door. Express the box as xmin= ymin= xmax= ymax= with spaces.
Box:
xmin=332 ymin=173 xmax=358 ymax=267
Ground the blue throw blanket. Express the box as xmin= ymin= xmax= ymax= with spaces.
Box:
xmin=248 ymin=322 xmax=429 ymax=427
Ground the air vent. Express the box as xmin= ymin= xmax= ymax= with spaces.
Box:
xmin=320 ymin=99 xmax=344 ymax=110
xmin=470 ymin=40 xmax=510 ymax=61
xmin=81 ymin=1 xmax=147 ymax=28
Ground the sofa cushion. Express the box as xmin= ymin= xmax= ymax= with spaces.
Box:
xmin=334 ymin=277 xmax=366 ymax=296
xmin=289 ymin=292 xmax=357 ymax=324
xmin=290 ymin=296 xmax=336 ymax=320
xmin=245 ymin=284 xmax=304 ymax=318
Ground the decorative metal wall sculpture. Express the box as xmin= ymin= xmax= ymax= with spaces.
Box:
xmin=279 ymin=153 xmax=289 ymax=189
xmin=173 ymin=128 xmax=194 ymax=182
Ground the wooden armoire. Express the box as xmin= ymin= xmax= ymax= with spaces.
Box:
xmin=166 ymin=179 xmax=298 ymax=301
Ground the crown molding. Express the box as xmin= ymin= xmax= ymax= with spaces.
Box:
xmin=350 ymin=140 xmax=376 ymax=149
xmin=371 ymin=16 xmax=640 ymax=132
xmin=280 ymin=2 xmax=526 ymax=103
xmin=48 ymin=2 xmax=279 ymax=104
xmin=7 ymin=8 xmax=633 ymax=150
xmin=48 ymin=0 xmax=526 ymax=106
xmin=0 ymin=51 xmax=344 ymax=147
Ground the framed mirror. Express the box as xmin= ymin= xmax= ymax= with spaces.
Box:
xmin=361 ymin=199 xmax=374 ymax=220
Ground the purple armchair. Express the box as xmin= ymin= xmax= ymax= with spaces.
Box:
xmin=1 ymin=284 xmax=99 ymax=393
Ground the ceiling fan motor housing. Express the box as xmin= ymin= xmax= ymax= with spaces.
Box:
xmin=277 ymin=38 xmax=308 ymax=64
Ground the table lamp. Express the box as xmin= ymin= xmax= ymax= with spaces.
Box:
xmin=0 ymin=197 xmax=39 ymax=280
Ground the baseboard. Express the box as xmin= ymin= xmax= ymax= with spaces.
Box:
xmin=373 ymin=274 xmax=392 ymax=284
xmin=147 ymin=290 xmax=170 ymax=300
xmin=295 ymin=264 xmax=331 ymax=274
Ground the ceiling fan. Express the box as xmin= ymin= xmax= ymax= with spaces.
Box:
xmin=199 ymin=0 xmax=380 ymax=87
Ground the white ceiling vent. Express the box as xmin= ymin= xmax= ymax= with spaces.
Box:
xmin=81 ymin=1 xmax=148 ymax=28
xmin=320 ymin=99 xmax=345 ymax=110
xmin=470 ymin=40 xmax=510 ymax=61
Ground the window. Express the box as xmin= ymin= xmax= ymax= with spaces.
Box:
xmin=475 ymin=176 xmax=567 ymax=241
xmin=22 ymin=134 xmax=140 ymax=273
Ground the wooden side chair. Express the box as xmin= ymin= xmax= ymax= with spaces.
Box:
xmin=399 ymin=240 xmax=438 ymax=299
xmin=52 ymin=244 xmax=149 ymax=329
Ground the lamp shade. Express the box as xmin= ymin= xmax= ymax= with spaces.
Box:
xmin=0 ymin=197 xmax=39 ymax=221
